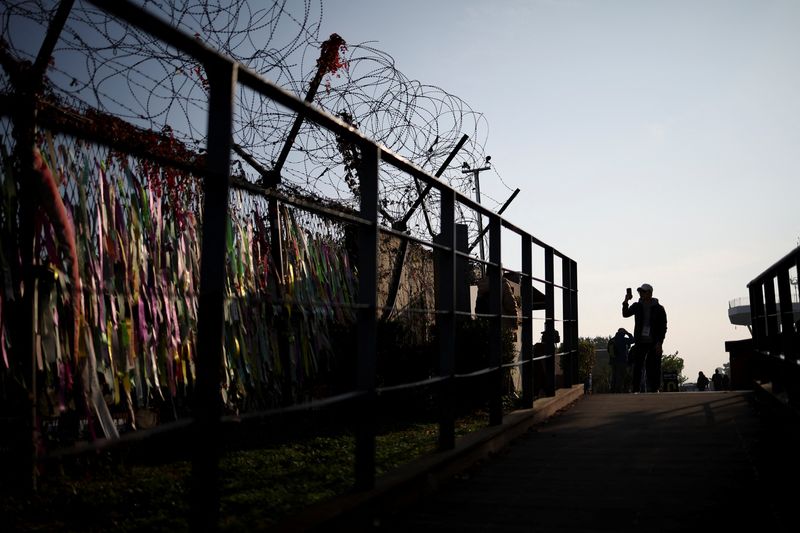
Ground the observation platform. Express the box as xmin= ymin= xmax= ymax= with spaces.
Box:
xmin=303 ymin=389 xmax=800 ymax=532
xmin=728 ymin=296 xmax=800 ymax=326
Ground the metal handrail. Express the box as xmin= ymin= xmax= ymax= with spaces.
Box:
xmin=746 ymin=246 xmax=800 ymax=405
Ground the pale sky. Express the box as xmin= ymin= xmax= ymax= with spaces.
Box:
xmin=319 ymin=0 xmax=800 ymax=381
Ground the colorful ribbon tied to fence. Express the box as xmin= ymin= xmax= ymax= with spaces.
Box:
xmin=0 ymin=130 xmax=358 ymax=442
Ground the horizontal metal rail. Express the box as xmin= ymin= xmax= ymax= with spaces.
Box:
xmin=221 ymin=390 xmax=367 ymax=423
xmin=43 ymin=418 xmax=194 ymax=460
xmin=454 ymin=366 xmax=501 ymax=379
xmin=376 ymin=376 xmax=450 ymax=395
xmin=378 ymin=225 xmax=453 ymax=254
xmin=747 ymin=246 xmax=800 ymax=288
xmin=230 ymin=176 xmax=370 ymax=227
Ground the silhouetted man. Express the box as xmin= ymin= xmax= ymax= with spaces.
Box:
xmin=622 ymin=283 xmax=667 ymax=393
xmin=712 ymin=368 xmax=724 ymax=391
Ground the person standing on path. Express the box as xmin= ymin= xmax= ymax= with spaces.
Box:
xmin=697 ymin=371 xmax=710 ymax=391
xmin=712 ymin=368 xmax=724 ymax=391
xmin=609 ymin=328 xmax=633 ymax=393
xmin=622 ymin=283 xmax=668 ymax=393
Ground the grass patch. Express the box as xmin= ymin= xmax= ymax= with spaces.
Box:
xmin=2 ymin=411 xmax=493 ymax=531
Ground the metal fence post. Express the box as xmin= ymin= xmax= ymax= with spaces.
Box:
xmin=355 ymin=142 xmax=379 ymax=490
xmin=777 ymin=266 xmax=798 ymax=403
xmin=488 ymin=214 xmax=503 ymax=426
xmin=792 ymin=253 xmax=800 ymax=404
xmin=520 ymin=235 xmax=533 ymax=408
xmin=764 ymin=278 xmax=782 ymax=393
xmin=544 ymin=246 xmax=556 ymax=396
xmin=764 ymin=279 xmax=779 ymax=354
xmin=437 ymin=188 xmax=456 ymax=450
xmin=561 ymin=258 xmax=573 ymax=388
xmin=570 ymin=260 xmax=579 ymax=386
xmin=190 ymin=58 xmax=237 ymax=531
xmin=777 ymin=268 xmax=795 ymax=352
xmin=749 ymin=283 xmax=766 ymax=351
xmin=749 ymin=281 xmax=767 ymax=381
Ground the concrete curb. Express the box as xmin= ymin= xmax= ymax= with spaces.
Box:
xmin=272 ymin=384 xmax=585 ymax=531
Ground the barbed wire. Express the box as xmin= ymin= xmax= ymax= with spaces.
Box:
xmin=0 ymin=0 xmax=514 ymax=242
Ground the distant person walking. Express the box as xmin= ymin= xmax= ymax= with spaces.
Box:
xmin=697 ymin=371 xmax=710 ymax=391
xmin=622 ymin=283 xmax=668 ymax=393
xmin=712 ymin=369 xmax=724 ymax=391
xmin=609 ymin=328 xmax=633 ymax=393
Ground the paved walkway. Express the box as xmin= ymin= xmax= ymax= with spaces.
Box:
xmin=374 ymin=391 xmax=799 ymax=532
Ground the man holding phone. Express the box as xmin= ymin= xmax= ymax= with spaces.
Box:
xmin=622 ymin=283 xmax=668 ymax=393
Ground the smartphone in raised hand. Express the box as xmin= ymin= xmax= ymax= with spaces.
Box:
xmin=626 ymin=287 xmax=632 ymax=299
